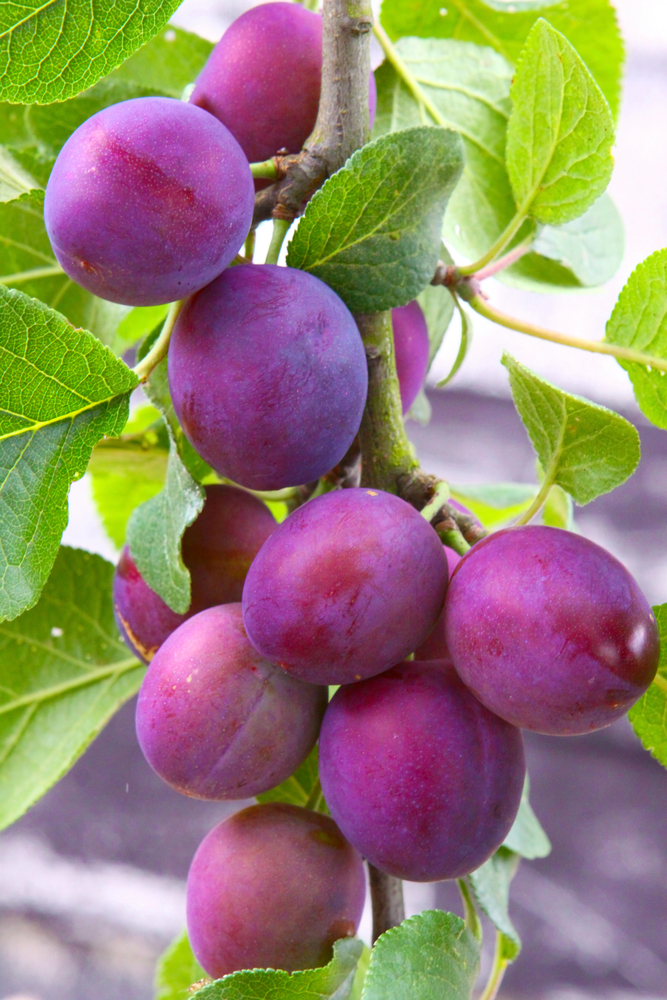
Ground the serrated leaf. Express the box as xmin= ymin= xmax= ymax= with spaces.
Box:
xmin=0 ymin=0 xmax=184 ymax=105
xmin=502 ymin=352 xmax=640 ymax=506
xmin=0 ymin=145 xmax=39 ymax=202
xmin=467 ymin=848 xmax=521 ymax=960
xmin=196 ymin=937 xmax=363 ymax=1000
xmin=0 ymin=546 xmax=144 ymax=831
xmin=380 ymin=0 xmax=624 ymax=121
xmin=449 ymin=482 xmax=537 ymax=528
xmin=605 ymin=248 xmax=667 ymax=430
xmin=506 ymin=19 xmax=614 ymax=226
xmin=0 ymin=189 xmax=130 ymax=348
xmin=0 ymin=286 xmax=137 ymax=622
xmin=503 ymin=777 xmax=552 ymax=859
xmin=361 ymin=911 xmax=480 ymax=1000
xmin=256 ymin=744 xmax=327 ymax=812
xmin=155 ymin=930 xmax=206 ymax=1000
xmin=287 ymin=127 xmax=463 ymax=312
xmin=629 ymin=604 xmax=667 ymax=768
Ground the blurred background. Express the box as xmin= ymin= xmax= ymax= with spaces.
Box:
xmin=2 ymin=1 xmax=667 ymax=998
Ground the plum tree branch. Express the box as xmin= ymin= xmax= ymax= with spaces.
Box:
xmin=368 ymin=865 xmax=405 ymax=942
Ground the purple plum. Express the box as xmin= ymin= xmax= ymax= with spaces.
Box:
xmin=242 ymin=487 xmax=448 ymax=684
xmin=392 ymin=300 xmax=430 ymax=414
xmin=319 ymin=660 xmax=525 ymax=881
xmin=444 ymin=525 xmax=660 ymax=735
xmin=168 ymin=264 xmax=368 ymax=491
xmin=44 ymin=97 xmax=254 ymax=305
xmin=186 ymin=803 xmax=366 ymax=976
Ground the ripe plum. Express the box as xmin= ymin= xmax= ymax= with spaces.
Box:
xmin=242 ymin=488 xmax=448 ymax=684
xmin=168 ymin=264 xmax=368 ymax=490
xmin=114 ymin=485 xmax=275 ymax=663
xmin=136 ymin=604 xmax=327 ymax=799
xmin=444 ymin=525 xmax=660 ymax=734
xmin=190 ymin=3 xmax=377 ymax=164
xmin=392 ymin=301 xmax=430 ymax=414
xmin=319 ymin=660 xmax=525 ymax=881
xmin=44 ymin=97 xmax=254 ymax=305
xmin=186 ymin=802 xmax=366 ymax=976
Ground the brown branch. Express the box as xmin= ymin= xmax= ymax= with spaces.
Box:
xmin=369 ymin=865 xmax=405 ymax=942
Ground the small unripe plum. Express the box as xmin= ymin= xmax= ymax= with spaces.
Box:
xmin=242 ymin=488 xmax=448 ymax=684
xmin=392 ymin=301 xmax=430 ymax=414
xmin=190 ymin=3 xmax=377 ymax=164
xmin=319 ymin=661 xmax=525 ymax=881
xmin=168 ymin=264 xmax=368 ymax=491
xmin=136 ymin=604 xmax=326 ymax=799
xmin=44 ymin=97 xmax=254 ymax=305
xmin=114 ymin=485 xmax=276 ymax=663
xmin=186 ymin=803 xmax=366 ymax=976
xmin=444 ymin=525 xmax=660 ymax=735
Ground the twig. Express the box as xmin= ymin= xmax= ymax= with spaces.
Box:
xmin=368 ymin=865 xmax=405 ymax=942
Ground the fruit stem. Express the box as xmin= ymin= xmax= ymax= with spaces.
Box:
xmin=249 ymin=159 xmax=279 ymax=180
xmin=437 ymin=527 xmax=471 ymax=555
xmin=368 ymin=865 xmax=405 ymax=942
xmin=355 ymin=311 xmax=419 ymax=493
xmin=244 ymin=228 xmax=256 ymax=261
xmin=457 ymin=879 xmax=482 ymax=941
xmin=132 ymin=300 xmax=183 ymax=382
xmin=265 ymin=218 xmax=291 ymax=265
xmin=467 ymin=293 xmax=667 ymax=374
xmin=478 ymin=930 xmax=509 ymax=1000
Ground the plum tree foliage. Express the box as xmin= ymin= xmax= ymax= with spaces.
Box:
xmin=0 ymin=0 xmax=665 ymax=997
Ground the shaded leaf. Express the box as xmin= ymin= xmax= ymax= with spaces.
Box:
xmin=155 ymin=930 xmax=206 ymax=1000
xmin=449 ymin=482 xmax=537 ymax=528
xmin=629 ymin=604 xmax=667 ymax=769
xmin=142 ymin=355 xmax=212 ymax=482
xmin=467 ymin=848 xmax=521 ymax=960
xmin=542 ymin=484 xmax=573 ymax=529
xmin=0 ymin=145 xmax=39 ymax=202
xmin=502 ymin=352 xmax=640 ymax=505
xmin=349 ymin=944 xmax=371 ymax=1000
xmin=0 ymin=286 xmax=137 ymax=622
xmin=360 ymin=911 xmax=480 ymax=1000
xmin=287 ymin=127 xmax=464 ymax=312
xmin=503 ymin=777 xmax=552 ymax=859
xmin=0 ymin=547 xmax=144 ymax=831
xmin=256 ymin=744 xmax=327 ymax=813
xmin=506 ymin=19 xmax=614 ymax=226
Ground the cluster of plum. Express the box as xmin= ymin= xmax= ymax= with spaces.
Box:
xmin=41 ymin=0 xmax=661 ymax=981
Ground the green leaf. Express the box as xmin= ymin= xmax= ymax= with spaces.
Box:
xmin=502 ymin=352 xmax=640 ymax=505
xmin=449 ymin=482 xmax=537 ymax=528
xmin=287 ymin=127 xmax=464 ymax=312
xmin=467 ymin=848 xmax=521 ymax=961
xmin=256 ymin=744 xmax=326 ymax=812
xmin=380 ymin=0 xmax=624 ymax=121
xmin=435 ymin=298 xmax=471 ymax=389
xmin=155 ymin=930 xmax=206 ymax=1000
xmin=0 ymin=145 xmax=39 ymax=202
xmin=142 ymin=355 xmax=212 ymax=482
xmin=0 ymin=286 xmax=137 ymax=622
xmin=0 ymin=546 xmax=144 ymax=831
xmin=0 ymin=0 xmax=184 ymax=105
xmin=349 ymin=945 xmax=371 ymax=1000
xmin=110 ymin=25 xmax=213 ymax=96
xmin=360 ymin=911 xmax=480 ymax=1000
xmin=629 ymin=604 xmax=667 ymax=768
xmin=116 ymin=304 xmax=170 ymax=350
xmin=606 ymin=248 xmax=667 ymax=430
xmin=503 ymin=777 xmax=552 ymax=859
xmin=542 ymin=483 xmax=573 ymax=529
xmin=0 ymin=190 xmax=130 ymax=348
xmin=506 ymin=19 xmax=615 ymax=226
xmin=196 ymin=937 xmax=363 ymax=1000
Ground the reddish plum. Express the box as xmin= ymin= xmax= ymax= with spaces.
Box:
xmin=392 ymin=301 xmax=430 ymax=413
xmin=319 ymin=661 xmax=525 ymax=881
xmin=135 ymin=604 xmax=326 ymax=799
xmin=114 ymin=485 xmax=275 ymax=663
xmin=186 ymin=803 xmax=366 ymax=976
xmin=242 ymin=488 xmax=448 ymax=684
xmin=44 ymin=98 xmax=253 ymax=306
xmin=444 ymin=525 xmax=660 ymax=735
xmin=168 ymin=264 xmax=367 ymax=490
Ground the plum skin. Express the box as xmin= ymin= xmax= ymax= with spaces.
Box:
xmin=190 ymin=2 xmax=376 ymax=164
xmin=444 ymin=525 xmax=660 ymax=735
xmin=114 ymin=485 xmax=276 ymax=663
xmin=136 ymin=604 xmax=327 ymax=800
xmin=392 ymin=301 xmax=430 ymax=414
xmin=168 ymin=264 xmax=368 ymax=491
xmin=44 ymin=97 xmax=254 ymax=306
xmin=242 ymin=487 xmax=449 ymax=685
xmin=319 ymin=660 xmax=525 ymax=882
xmin=186 ymin=802 xmax=366 ymax=977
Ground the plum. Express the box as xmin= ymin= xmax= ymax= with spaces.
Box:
xmin=392 ymin=301 xmax=430 ymax=414
xmin=319 ymin=660 xmax=525 ymax=881
xmin=168 ymin=264 xmax=367 ymax=491
xmin=135 ymin=604 xmax=327 ymax=799
xmin=242 ymin=487 xmax=448 ymax=684
xmin=114 ymin=485 xmax=275 ymax=663
xmin=186 ymin=802 xmax=366 ymax=976
xmin=190 ymin=3 xmax=377 ymax=164
xmin=44 ymin=97 xmax=253 ymax=305
xmin=444 ymin=525 xmax=660 ymax=735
